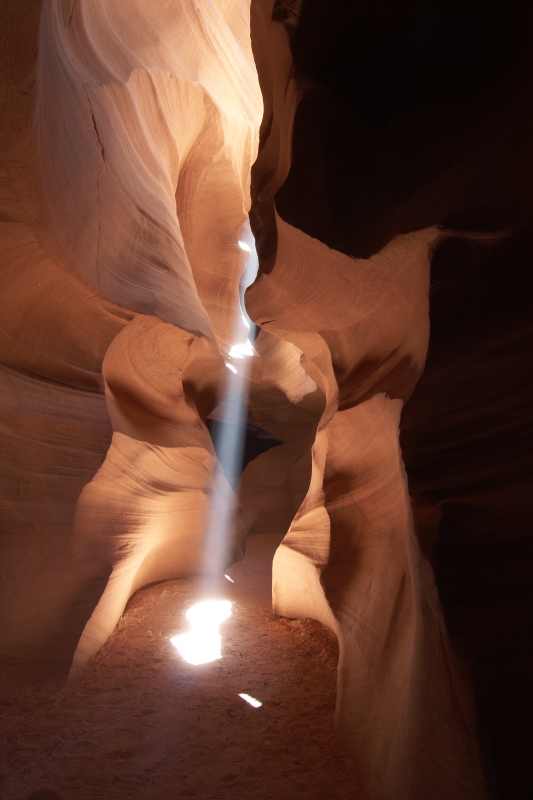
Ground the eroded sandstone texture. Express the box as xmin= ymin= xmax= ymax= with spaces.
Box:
xmin=247 ymin=2 xmax=533 ymax=798
xmin=1 ymin=1 xmax=532 ymax=798
xmin=1 ymin=0 xmax=262 ymax=685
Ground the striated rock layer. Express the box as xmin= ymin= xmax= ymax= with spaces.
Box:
xmin=1 ymin=1 xmax=532 ymax=799
xmin=1 ymin=0 xmax=262 ymax=687
xmin=248 ymin=1 xmax=533 ymax=798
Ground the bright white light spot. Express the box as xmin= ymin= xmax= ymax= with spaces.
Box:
xmin=171 ymin=630 xmax=221 ymax=665
xmin=229 ymin=340 xmax=254 ymax=359
xmin=225 ymin=362 xmax=237 ymax=374
xmin=171 ymin=600 xmax=232 ymax=666
xmin=224 ymin=574 xmax=234 ymax=583
xmin=239 ymin=693 xmax=262 ymax=708
xmin=186 ymin=599 xmax=232 ymax=627
xmin=238 ymin=240 xmax=251 ymax=252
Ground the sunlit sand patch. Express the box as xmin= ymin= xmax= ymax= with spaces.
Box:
xmin=238 ymin=693 xmax=262 ymax=708
xmin=171 ymin=599 xmax=232 ymax=666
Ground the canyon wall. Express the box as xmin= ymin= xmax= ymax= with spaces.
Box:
xmin=1 ymin=2 xmax=532 ymax=798
xmin=0 ymin=0 xmax=262 ymax=685
xmin=248 ymin=2 xmax=532 ymax=798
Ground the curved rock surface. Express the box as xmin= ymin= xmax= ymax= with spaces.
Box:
xmin=248 ymin=2 xmax=533 ymax=798
xmin=1 ymin=2 xmax=532 ymax=799
xmin=1 ymin=0 xmax=262 ymax=687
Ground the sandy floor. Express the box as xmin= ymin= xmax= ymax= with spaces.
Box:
xmin=0 ymin=534 xmax=360 ymax=799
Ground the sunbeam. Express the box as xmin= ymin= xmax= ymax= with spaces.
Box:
xmin=174 ymin=222 xmax=259 ymax=665
xmin=202 ymin=220 xmax=259 ymax=567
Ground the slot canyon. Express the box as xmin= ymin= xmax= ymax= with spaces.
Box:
xmin=1 ymin=1 xmax=532 ymax=798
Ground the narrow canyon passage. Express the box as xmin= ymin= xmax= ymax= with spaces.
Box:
xmin=2 ymin=1 xmax=532 ymax=797
xmin=0 ymin=534 xmax=359 ymax=800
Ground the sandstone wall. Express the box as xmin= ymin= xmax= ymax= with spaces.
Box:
xmin=0 ymin=0 xmax=262 ymax=687
xmin=1 ymin=2 xmax=531 ymax=798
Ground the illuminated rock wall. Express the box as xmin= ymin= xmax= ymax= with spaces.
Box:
xmin=1 ymin=2 xmax=532 ymax=798
xmin=0 ymin=0 xmax=262 ymax=686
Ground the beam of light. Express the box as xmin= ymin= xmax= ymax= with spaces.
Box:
xmin=178 ymin=225 xmax=259 ymax=668
xmin=171 ymin=600 xmax=232 ymax=665
xmin=202 ymin=220 xmax=260 ymax=582
xmin=224 ymin=574 xmax=234 ymax=583
xmin=229 ymin=340 xmax=254 ymax=359
xmin=238 ymin=693 xmax=262 ymax=708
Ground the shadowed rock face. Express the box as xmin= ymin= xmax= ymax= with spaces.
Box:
xmin=248 ymin=1 xmax=533 ymax=798
xmin=401 ymin=230 xmax=533 ymax=799
xmin=1 ymin=1 xmax=532 ymax=798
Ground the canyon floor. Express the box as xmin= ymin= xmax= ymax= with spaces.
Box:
xmin=0 ymin=534 xmax=360 ymax=799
